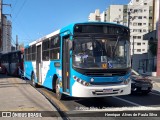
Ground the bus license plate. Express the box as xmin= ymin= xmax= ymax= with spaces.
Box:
xmin=141 ymin=87 xmax=148 ymax=90
xmin=103 ymin=88 xmax=113 ymax=93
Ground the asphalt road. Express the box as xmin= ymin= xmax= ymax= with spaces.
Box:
xmin=1 ymin=74 xmax=160 ymax=120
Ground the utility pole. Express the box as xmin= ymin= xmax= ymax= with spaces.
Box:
xmin=0 ymin=0 xmax=2 ymax=52
xmin=16 ymin=35 xmax=18 ymax=50
xmin=128 ymin=11 xmax=131 ymax=28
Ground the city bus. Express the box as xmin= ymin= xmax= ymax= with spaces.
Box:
xmin=24 ymin=22 xmax=131 ymax=100
xmin=0 ymin=49 xmax=24 ymax=76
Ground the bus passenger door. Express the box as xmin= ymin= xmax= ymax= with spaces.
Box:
xmin=62 ymin=36 xmax=70 ymax=93
xmin=36 ymin=45 xmax=42 ymax=84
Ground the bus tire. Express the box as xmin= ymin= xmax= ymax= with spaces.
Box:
xmin=31 ymin=73 xmax=38 ymax=87
xmin=55 ymin=78 xmax=64 ymax=100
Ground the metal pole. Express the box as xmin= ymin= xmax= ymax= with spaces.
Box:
xmin=128 ymin=11 xmax=130 ymax=28
xmin=16 ymin=35 xmax=18 ymax=50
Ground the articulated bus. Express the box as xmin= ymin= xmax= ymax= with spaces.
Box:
xmin=24 ymin=22 xmax=131 ymax=100
xmin=0 ymin=49 xmax=24 ymax=76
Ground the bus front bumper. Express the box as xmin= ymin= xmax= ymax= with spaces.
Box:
xmin=72 ymin=82 xmax=131 ymax=97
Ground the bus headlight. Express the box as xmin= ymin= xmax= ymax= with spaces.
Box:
xmin=73 ymin=76 xmax=90 ymax=86
xmin=123 ymin=78 xmax=131 ymax=85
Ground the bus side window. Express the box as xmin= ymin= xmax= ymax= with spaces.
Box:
xmin=50 ymin=35 xmax=60 ymax=60
xmin=42 ymin=39 xmax=50 ymax=61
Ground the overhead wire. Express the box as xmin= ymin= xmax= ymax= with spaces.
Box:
xmin=12 ymin=0 xmax=28 ymax=22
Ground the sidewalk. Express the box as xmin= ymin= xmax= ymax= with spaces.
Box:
xmin=0 ymin=74 xmax=59 ymax=119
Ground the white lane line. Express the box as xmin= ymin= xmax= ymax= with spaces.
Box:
xmin=113 ymin=96 xmax=142 ymax=106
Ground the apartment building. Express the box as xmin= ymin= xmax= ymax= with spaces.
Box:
xmin=1 ymin=15 xmax=12 ymax=53
xmin=88 ymin=0 xmax=154 ymax=56
xmin=88 ymin=9 xmax=101 ymax=21
xmin=128 ymin=0 xmax=153 ymax=55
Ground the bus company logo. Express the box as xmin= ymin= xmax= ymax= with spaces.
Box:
xmin=2 ymin=112 xmax=11 ymax=117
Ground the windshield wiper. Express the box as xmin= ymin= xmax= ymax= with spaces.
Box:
xmin=112 ymin=36 xmax=120 ymax=57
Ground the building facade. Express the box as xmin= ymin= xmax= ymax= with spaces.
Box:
xmin=88 ymin=9 xmax=101 ymax=21
xmin=88 ymin=0 xmax=156 ymax=72
xmin=128 ymin=0 xmax=154 ymax=55
xmin=88 ymin=0 xmax=154 ymax=55
xmin=1 ymin=15 xmax=12 ymax=53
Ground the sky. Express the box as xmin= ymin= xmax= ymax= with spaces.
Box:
xmin=3 ymin=0 xmax=130 ymax=46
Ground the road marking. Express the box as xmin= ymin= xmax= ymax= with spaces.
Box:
xmin=113 ymin=96 xmax=142 ymax=106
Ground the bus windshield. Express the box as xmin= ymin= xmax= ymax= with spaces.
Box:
xmin=72 ymin=36 xmax=130 ymax=69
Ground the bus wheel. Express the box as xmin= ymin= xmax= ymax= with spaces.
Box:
xmin=31 ymin=73 xmax=37 ymax=87
xmin=55 ymin=79 xmax=64 ymax=100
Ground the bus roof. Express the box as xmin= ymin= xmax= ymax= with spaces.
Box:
xmin=25 ymin=21 xmax=129 ymax=48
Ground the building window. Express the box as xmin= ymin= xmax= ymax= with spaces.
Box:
xmin=123 ymin=9 xmax=127 ymax=13
xmin=138 ymin=23 xmax=142 ymax=26
xmin=143 ymin=29 xmax=146 ymax=32
xmin=143 ymin=23 xmax=146 ymax=25
xmin=137 ymin=49 xmax=141 ymax=52
xmin=133 ymin=36 xmax=136 ymax=39
xmin=134 ymin=9 xmax=138 ymax=13
xmin=137 ymin=43 xmax=141 ymax=45
xmin=138 ymin=36 xmax=141 ymax=39
xmin=133 ymin=29 xmax=137 ymax=32
xmin=144 ymin=16 xmax=147 ymax=19
xmin=130 ymin=9 xmax=133 ymax=12
xmin=149 ymin=17 xmax=152 ymax=19
xmin=136 ymin=0 xmax=139 ymax=2
xmin=138 ymin=16 xmax=142 ymax=19
xmin=144 ymin=9 xmax=147 ymax=12
xmin=142 ymin=49 xmax=145 ymax=51
xmin=133 ymin=23 xmax=137 ymax=26
xmin=138 ymin=29 xmax=142 ymax=32
xmin=143 ymin=43 xmax=145 ymax=45
xmin=138 ymin=9 xmax=143 ymax=13
xmin=144 ymin=3 xmax=147 ymax=5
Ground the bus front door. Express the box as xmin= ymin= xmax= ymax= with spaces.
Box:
xmin=36 ymin=45 xmax=42 ymax=84
xmin=62 ymin=36 xmax=70 ymax=93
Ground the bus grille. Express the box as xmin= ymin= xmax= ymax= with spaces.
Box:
xmin=92 ymin=89 xmax=120 ymax=95
xmin=85 ymin=72 xmax=126 ymax=77
xmin=90 ymin=81 xmax=123 ymax=85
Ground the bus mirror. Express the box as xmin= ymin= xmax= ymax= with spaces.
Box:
xmin=69 ymin=40 xmax=72 ymax=50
